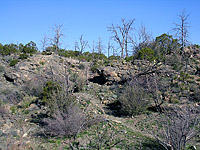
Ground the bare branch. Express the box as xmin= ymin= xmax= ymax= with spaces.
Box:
xmin=40 ymin=34 xmax=48 ymax=51
xmin=108 ymin=18 xmax=135 ymax=58
xmin=50 ymin=24 xmax=64 ymax=53
xmin=76 ymin=34 xmax=89 ymax=54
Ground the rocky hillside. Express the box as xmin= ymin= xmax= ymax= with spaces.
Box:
xmin=0 ymin=49 xmax=199 ymax=149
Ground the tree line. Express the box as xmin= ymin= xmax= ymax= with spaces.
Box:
xmin=0 ymin=10 xmax=199 ymax=65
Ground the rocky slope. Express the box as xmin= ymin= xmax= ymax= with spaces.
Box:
xmin=0 ymin=49 xmax=199 ymax=149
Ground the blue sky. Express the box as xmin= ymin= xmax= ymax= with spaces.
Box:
xmin=1 ymin=0 xmax=200 ymax=52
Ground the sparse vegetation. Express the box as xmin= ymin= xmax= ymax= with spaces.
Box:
xmin=43 ymin=104 xmax=87 ymax=138
xmin=19 ymin=53 xmax=29 ymax=59
xmin=9 ymin=59 xmax=20 ymax=66
xmin=118 ymin=84 xmax=150 ymax=116
xmin=154 ymin=106 xmax=200 ymax=150
xmin=0 ymin=8 xmax=200 ymax=150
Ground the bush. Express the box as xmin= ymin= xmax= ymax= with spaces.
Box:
xmin=20 ymin=96 xmax=37 ymax=109
xmin=42 ymin=81 xmax=61 ymax=103
xmin=118 ymin=84 xmax=149 ymax=116
xmin=58 ymin=49 xmax=80 ymax=58
xmin=70 ymin=73 xmax=85 ymax=92
xmin=19 ymin=53 xmax=29 ymax=59
xmin=23 ymin=77 xmax=46 ymax=97
xmin=108 ymin=55 xmax=120 ymax=60
xmin=43 ymin=104 xmax=87 ymax=138
xmin=125 ymin=56 xmax=134 ymax=62
xmin=42 ymin=81 xmax=75 ymax=114
xmin=9 ymin=59 xmax=20 ymax=66
xmin=78 ymin=63 xmax=85 ymax=70
xmin=0 ymin=43 xmax=18 ymax=56
xmin=22 ymin=41 xmax=38 ymax=54
xmin=137 ymin=48 xmax=156 ymax=62
xmin=193 ymin=44 xmax=200 ymax=49
xmin=90 ymin=61 xmax=100 ymax=73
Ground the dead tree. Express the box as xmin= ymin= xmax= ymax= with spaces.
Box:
xmin=96 ymin=37 xmax=104 ymax=54
xmin=50 ymin=24 xmax=64 ymax=53
xmin=154 ymin=106 xmax=200 ymax=150
xmin=92 ymin=40 xmax=95 ymax=53
xmin=40 ymin=34 xmax=48 ymax=51
xmin=173 ymin=10 xmax=190 ymax=69
xmin=107 ymin=40 xmax=111 ymax=58
xmin=108 ymin=18 xmax=135 ymax=58
xmin=107 ymin=40 xmax=115 ymax=58
xmin=75 ymin=34 xmax=89 ymax=54
xmin=137 ymin=24 xmax=152 ymax=50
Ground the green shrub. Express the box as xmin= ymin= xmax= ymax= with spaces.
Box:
xmin=194 ymin=44 xmax=200 ymax=49
xmin=179 ymin=72 xmax=189 ymax=82
xmin=21 ymin=96 xmax=37 ymax=109
xmin=9 ymin=59 xmax=20 ymax=66
xmin=19 ymin=53 xmax=29 ymax=59
xmin=137 ymin=48 xmax=156 ymax=62
xmin=125 ymin=56 xmax=134 ymax=62
xmin=172 ymin=63 xmax=183 ymax=71
xmin=58 ymin=49 xmax=80 ymax=58
xmin=0 ymin=43 xmax=18 ymax=56
xmin=90 ymin=62 xmax=99 ymax=73
xmin=10 ymin=105 xmax=17 ymax=114
xmin=22 ymin=41 xmax=38 ymax=54
xmin=92 ymin=53 xmax=107 ymax=60
xmin=170 ymin=98 xmax=180 ymax=104
xmin=78 ymin=55 xmax=91 ymax=62
xmin=39 ymin=61 xmax=45 ymax=65
xmin=108 ymin=55 xmax=120 ymax=60
xmin=42 ymin=81 xmax=61 ymax=103
xmin=104 ymin=60 xmax=110 ymax=66
xmin=42 ymin=81 xmax=75 ymax=114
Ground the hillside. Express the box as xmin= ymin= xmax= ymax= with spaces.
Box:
xmin=0 ymin=48 xmax=200 ymax=150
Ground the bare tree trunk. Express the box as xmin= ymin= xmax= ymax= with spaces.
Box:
xmin=50 ymin=24 xmax=64 ymax=54
xmin=41 ymin=35 xmax=48 ymax=51
xmin=108 ymin=18 xmax=135 ymax=58
xmin=173 ymin=10 xmax=190 ymax=70
xmin=76 ymin=34 xmax=89 ymax=54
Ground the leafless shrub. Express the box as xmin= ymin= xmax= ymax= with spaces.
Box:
xmin=5 ymin=89 xmax=24 ymax=104
xmin=154 ymin=106 xmax=200 ymax=150
xmin=43 ymin=104 xmax=87 ymax=138
xmin=69 ymin=72 xmax=86 ymax=92
xmin=132 ymin=71 xmax=169 ymax=112
xmin=23 ymin=76 xmax=46 ymax=97
xmin=118 ymin=83 xmax=149 ymax=116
